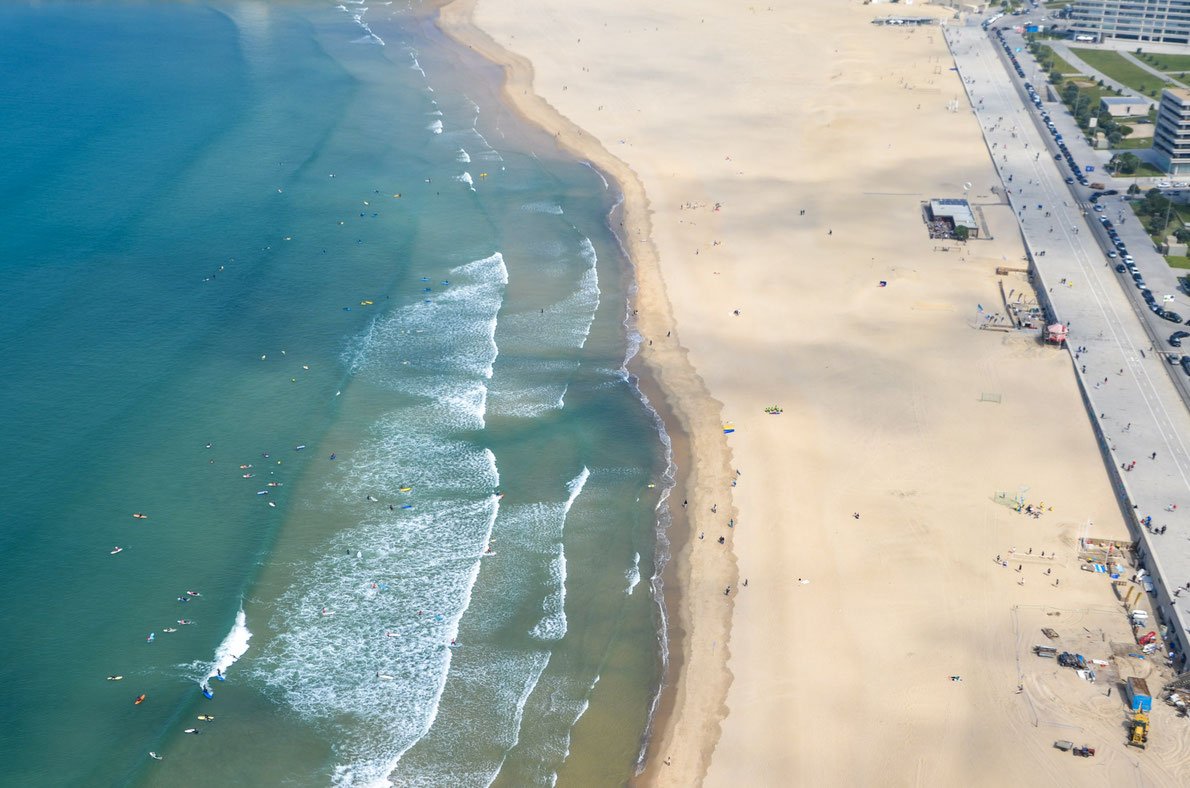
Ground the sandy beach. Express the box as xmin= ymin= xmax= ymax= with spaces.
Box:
xmin=440 ymin=0 xmax=1190 ymax=785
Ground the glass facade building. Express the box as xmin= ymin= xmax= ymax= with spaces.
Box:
xmin=1070 ymin=1 xmax=1190 ymax=44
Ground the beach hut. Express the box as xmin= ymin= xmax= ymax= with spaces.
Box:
xmin=1046 ymin=323 xmax=1068 ymax=346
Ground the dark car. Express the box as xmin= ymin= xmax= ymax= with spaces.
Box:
xmin=1181 ymin=356 xmax=1190 ymax=377
xmin=1054 ymin=153 xmax=1062 ymax=160
xmin=1170 ymin=331 xmax=1190 ymax=347
xmin=1066 ymin=177 xmax=1075 ymax=184
xmin=1116 ymin=264 xmax=1127 ymax=272
xmin=1164 ymin=311 xmax=1184 ymax=323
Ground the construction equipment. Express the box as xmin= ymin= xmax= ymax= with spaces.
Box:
xmin=1128 ymin=712 xmax=1149 ymax=749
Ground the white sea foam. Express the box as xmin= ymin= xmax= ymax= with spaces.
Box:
xmin=626 ymin=552 xmax=641 ymax=595
xmin=456 ymin=148 xmax=470 ymax=164
xmin=342 ymin=252 xmax=506 ymax=383
xmin=529 ymin=468 xmax=588 ymax=642
xmin=521 ymin=201 xmax=564 ymax=215
xmin=454 ymin=172 xmax=475 ymax=191
xmin=428 ymin=119 xmax=443 ymax=134
xmin=515 ymin=670 xmax=603 ymax=784
xmin=255 ymin=246 xmax=511 ymax=785
xmin=186 ymin=607 xmax=252 ymax=692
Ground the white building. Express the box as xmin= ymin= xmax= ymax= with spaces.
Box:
xmin=1153 ymin=87 xmax=1190 ymax=174
xmin=1100 ymin=96 xmax=1145 ymax=117
xmin=1070 ymin=0 xmax=1190 ymax=44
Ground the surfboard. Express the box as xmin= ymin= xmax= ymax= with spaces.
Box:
xmin=111 ymin=547 xmax=123 ymax=554
xmin=378 ymin=674 xmax=394 ymax=681
xmin=107 ymin=676 xmax=123 ymax=681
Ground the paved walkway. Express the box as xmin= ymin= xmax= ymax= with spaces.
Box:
xmin=1121 ymin=50 xmax=1188 ymax=90
xmin=1049 ymin=42 xmax=1157 ymax=109
xmin=947 ymin=23 xmax=1190 ymax=671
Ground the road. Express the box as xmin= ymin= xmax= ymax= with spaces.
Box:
xmin=946 ymin=22 xmax=1190 ymax=671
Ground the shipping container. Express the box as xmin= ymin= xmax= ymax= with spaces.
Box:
xmin=1127 ymin=677 xmax=1152 ymax=712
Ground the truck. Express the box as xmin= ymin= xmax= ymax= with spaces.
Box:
xmin=1090 ymin=182 xmax=1106 ymax=190
xmin=1126 ymin=677 xmax=1152 ymax=712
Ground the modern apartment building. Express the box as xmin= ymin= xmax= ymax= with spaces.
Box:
xmin=1153 ymin=87 xmax=1190 ymax=174
xmin=1070 ymin=1 xmax=1190 ymax=44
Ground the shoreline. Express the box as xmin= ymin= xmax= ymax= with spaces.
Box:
xmin=434 ymin=0 xmax=739 ymax=781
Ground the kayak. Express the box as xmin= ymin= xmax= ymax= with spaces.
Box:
xmin=107 ymin=676 xmax=123 ymax=681
xmin=133 ymin=513 xmax=148 ymax=519
xmin=134 ymin=694 xmax=146 ymax=705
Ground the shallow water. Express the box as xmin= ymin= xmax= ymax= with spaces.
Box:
xmin=0 ymin=2 xmax=667 ymax=785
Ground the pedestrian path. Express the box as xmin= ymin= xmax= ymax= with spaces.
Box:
xmin=947 ymin=24 xmax=1190 ymax=669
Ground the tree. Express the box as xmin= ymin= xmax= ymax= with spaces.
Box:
xmin=1116 ymin=152 xmax=1141 ymax=175
xmin=1108 ymin=130 xmax=1123 ymax=147
xmin=1050 ymin=69 xmax=1063 ymax=85
xmin=954 ymin=225 xmax=970 ymax=242
xmin=1175 ymin=228 xmax=1190 ymax=244
xmin=1128 ymin=182 xmax=1142 ymax=196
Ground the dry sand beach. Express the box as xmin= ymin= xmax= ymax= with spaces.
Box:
xmin=440 ymin=0 xmax=1190 ymax=785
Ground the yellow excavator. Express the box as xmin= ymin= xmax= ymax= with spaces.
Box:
xmin=1128 ymin=712 xmax=1149 ymax=749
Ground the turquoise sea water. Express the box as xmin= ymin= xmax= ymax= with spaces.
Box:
xmin=0 ymin=2 xmax=668 ymax=785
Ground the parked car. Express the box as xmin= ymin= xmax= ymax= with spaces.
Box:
xmin=1116 ymin=264 xmax=1127 ymax=273
xmin=1169 ymin=331 xmax=1190 ymax=347
xmin=1181 ymin=356 xmax=1190 ymax=376
xmin=1164 ymin=311 xmax=1184 ymax=323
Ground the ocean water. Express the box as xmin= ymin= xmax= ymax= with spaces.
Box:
xmin=0 ymin=2 xmax=669 ymax=786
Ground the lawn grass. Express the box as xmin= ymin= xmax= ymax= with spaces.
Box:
xmin=1164 ymin=255 xmax=1190 ymax=270
xmin=1138 ymin=53 xmax=1190 ymax=73
xmin=1046 ymin=51 xmax=1084 ymax=76
xmin=1139 ymin=161 xmax=1167 ymax=178
xmin=1113 ymin=136 xmax=1154 ymax=151
xmin=1071 ymin=48 xmax=1168 ymax=98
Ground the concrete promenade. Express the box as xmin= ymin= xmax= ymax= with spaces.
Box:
xmin=946 ymin=23 xmax=1190 ymax=672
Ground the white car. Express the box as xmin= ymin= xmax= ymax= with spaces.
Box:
xmin=1107 ymin=250 xmax=1118 ymax=258
xmin=1158 ymin=181 xmax=1173 ymax=189
xmin=1124 ymin=255 xmax=1134 ymax=264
